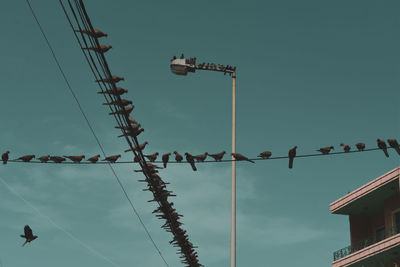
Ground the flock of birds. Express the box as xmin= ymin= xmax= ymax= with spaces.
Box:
xmin=2 ymin=139 xmax=399 ymax=171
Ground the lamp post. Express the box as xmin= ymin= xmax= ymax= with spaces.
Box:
xmin=170 ymin=55 xmax=237 ymax=267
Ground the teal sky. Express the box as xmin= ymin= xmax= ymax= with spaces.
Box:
xmin=1 ymin=0 xmax=400 ymax=266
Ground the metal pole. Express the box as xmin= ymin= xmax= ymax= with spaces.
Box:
xmin=231 ymin=71 xmax=236 ymax=267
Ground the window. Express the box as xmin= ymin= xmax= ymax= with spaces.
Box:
xmin=395 ymin=211 xmax=400 ymax=234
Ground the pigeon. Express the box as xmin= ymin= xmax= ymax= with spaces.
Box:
xmin=109 ymin=106 xmax=134 ymax=115
xmin=96 ymin=75 xmax=124 ymax=84
xmin=1 ymin=151 xmax=9 ymax=164
xmin=208 ymin=151 xmax=226 ymax=161
xmin=193 ymin=152 xmax=208 ymax=162
xmin=258 ymin=151 xmax=272 ymax=159
xmin=231 ymin=153 xmax=255 ymax=163
xmin=133 ymin=154 xmax=140 ymax=162
xmin=340 ymin=143 xmax=351 ymax=153
xmin=377 ymin=139 xmax=389 ymax=158
xmin=128 ymin=116 xmax=137 ymax=124
xmin=125 ymin=142 xmax=148 ymax=152
xmin=185 ymin=153 xmax=197 ymax=171
xmin=118 ymin=128 xmax=144 ymax=138
xmin=102 ymin=154 xmax=121 ymax=163
xmin=162 ymin=153 xmax=171 ymax=168
xmin=38 ymin=155 xmax=50 ymax=163
xmin=116 ymin=124 xmax=141 ymax=132
xmin=97 ymin=87 xmax=128 ymax=96
xmin=49 ymin=156 xmax=66 ymax=163
xmin=87 ymin=154 xmax=100 ymax=163
xmin=387 ymin=139 xmax=400 ymax=155
xmin=144 ymin=152 xmax=159 ymax=162
xmin=317 ymin=146 xmax=334 ymax=155
xmin=103 ymin=99 xmax=132 ymax=107
xmin=288 ymin=146 xmax=297 ymax=169
xmin=75 ymin=29 xmax=108 ymax=38
xmin=20 ymin=225 xmax=38 ymax=247
xmin=174 ymin=151 xmax=183 ymax=163
xmin=82 ymin=45 xmax=112 ymax=53
xmin=63 ymin=155 xmax=85 ymax=163
xmin=17 ymin=155 xmax=35 ymax=162
xmin=356 ymin=143 xmax=365 ymax=151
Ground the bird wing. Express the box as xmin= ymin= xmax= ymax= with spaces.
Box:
xmin=24 ymin=225 xmax=33 ymax=238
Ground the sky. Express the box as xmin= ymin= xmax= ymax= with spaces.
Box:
xmin=1 ymin=0 xmax=400 ymax=266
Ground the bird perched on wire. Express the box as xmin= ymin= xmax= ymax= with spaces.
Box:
xmin=87 ymin=154 xmax=100 ymax=163
xmin=103 ymin=99 xmax=132 ymax=107
xmin=231 ymin=153 xmax=255 ymax=163
xmin=63 ymin=155 xmax=85 ymax=163
xmin=20 ymin=225 xmax=38 ymax=247
xmin=208 ymin=151 xmax=226 ymax=161
xmin=38 ymin=155 xmax=50 ymax=163
xmin=2 ymin=151 xmax=9 ymax=164
xmin=258 ymin=151 xmax=272 ymax=159
xmin=75 ymin=29 xmax=108 ymax=38
xmin=102 ymin=154 xmax=121 ymax=163
xmin=97 ymin=87 xmax=128 ymax=96
xmin=133 ymin=154 xmax=140 ymax=162
xmin=288 ymin=146 xmax=297 ymax=169
xmin=82 ymin=45 xmax=112 ymax=53
xmin=162 ymin=153 xmax=171 ymax=168
xmin=125 ymin=142 xmax=148 ymax=152
xmin=340 ymin=143 xmax=351 ymax=153
xmin=144 ymin=152 xmax=159 ymax=162
xmin=174 ymin=151 xmax=183 ymax=163
xmin=193 ymin=152 xmax=208 ymax=162
xmin=317 ymin=146 xmax=334 ymax=155
xmin=387 ymin=139 xmax=400 ymax=155
xmin=96 ymin=75 xmax=124 ymax=84
xmin=50 ymin=156 xmax=66 ymax=163
xmin=356 ymin=143 xmax=365 ymax=151
xmin=377 ymin=139 xmax=389 ymax=158
xmin=185 ymin=153 xmax=197 ymax=171
xmin=109 ymin=106 xmax=134 ymax=116
xmin=17 ymin=155 xmax=35 ymax=162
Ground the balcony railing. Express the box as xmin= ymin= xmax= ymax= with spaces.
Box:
xmin=333 ymin=225 xmax=400 ymax=261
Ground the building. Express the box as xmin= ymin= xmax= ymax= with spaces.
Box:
xmin=330 ymin=167 xmax=400 ymax=267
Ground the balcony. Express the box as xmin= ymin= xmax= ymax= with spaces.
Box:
xmin=334 ymin=225 xmax=400 ymax=262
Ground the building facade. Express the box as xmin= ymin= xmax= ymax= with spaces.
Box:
xmin=331 ymin=167 xmax=400 ymax=267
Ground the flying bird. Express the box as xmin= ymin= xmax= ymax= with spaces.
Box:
xmin=377 ymin=139 xmax=389 ymax=158
xmin=174 ymin=151 xmax=183 ymax=163
xmin=49 ymin=156 xmax=66 ymax=163
xmin=193 ymin=152 xmax=208 ymax=162
xmin=317 ymin=146 xmax=334 ymax=155
xmin=387 ymin=139 xmax=400 ymax=155
xmin=258 ymin=151 xmax=272 ymax=159
xmin=38 ymin=155 xmax=50 ymax=163
xmin=87 ymin=154 xmax=100 ymax=163
xmin=20 ymin=225 xmax=38 ymax=247
xmin=208 ymin=151 xmax=226 ymax=161
xmin=185 ymin=153 xmax=197 ymax=171
xmin=340 ymin=143 xmax=351 ymax=153
xmin=2 ymin=151 xmax=9 ymax=164
xmin=288 ymin=146 xmax=297 ymax=169
xmin=231 ymin=153 xmax=255 ymax=163
xmin=356 ymin=143 xmax=365 ymax=151
xmin=17 ymin=155 xmax=35 ymax=162
xmin=162 ymin=153 xmax=171 ymax=168
xmin=144 ymin=152 xmax=159 ymax=162
xmin=102 ymin=154 xmax=121 ymax=163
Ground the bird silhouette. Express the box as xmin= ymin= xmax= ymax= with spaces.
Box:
xmin=17 ymin=155 xmax=35 ymax=162
xmin=174 ymin=151 xmax=183 ymax=163
xmin=356 ymin=143 xmax=365 ymax=151
xmin=2 ymin=151 xmax=9 ymax=164
xmin=288 ymin=146 xmax=297 ymax=169
xmin=75 ymin=29 xmax=107 ymax=38
xmin=340 ymin=143 xmax=351 ymax=153
xmin=377 ymin=139 xmax=389 ymax=158
xmin=38 ymin=155 xmax=50 ymax=163
xmin=193 ymin=152 xmax=208 ymax=162
xmin=125 ymin=142 xmax=148 ymax=152
xmin=20 ymin=225 xmax=38 ymax=247
xmin=87 ymin=154 xmax=100 ymax=163
xmin=208 ymin=151 xmax=226 ymax=161
xmin=97 ymin=87 xmax=128 ymax=96
xmin=317 ymin=146 xmax=334 ymax=155
xmin=258 ymin=151 xmax=272 ymax=159
xmin=144 ymin=152 xmax=159 ymax=162
xmin=185 ymin=153 xmax=197 ymax=171
xmin=103 ymin=99 xmax=132 ymax=107
xmin=102 ymin=154 xmax=121 ymax=163
xmin=63 ymin=155 xmax=85 ymax=163
xmin=388 ymin=139 xmax=400 ymax=155
xmin=95 ymin=75 xmax=124 ymax=84
xmin=231 ymin=153 xmax=255 ymax=163
xmin=162 ymin=153 xmax=171 ymax=168
xmin=82 ymin=45 xmax=112 ymax=53
xmin=109 ymin=106 xmax=134 ymax=115
xmin=50 ymin=156 xmax=65 ymax=163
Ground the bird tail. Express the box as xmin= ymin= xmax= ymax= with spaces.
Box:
xmin=395 ymin=147 xmax=400 ymax=156
xmin=190 ymin=163 xmax=197 ymax=171
xmin=248 ymin=159 xmax=255 ymax=164
xmin=163 ymin=162 xmax=167 ymax=168
xmin=289 ymin=158 xmax=293 ymax=169
xmin=22 ymin=240 xmax=28 ymax=247
xmin=383 ymin=149 xmax=389 ymax=158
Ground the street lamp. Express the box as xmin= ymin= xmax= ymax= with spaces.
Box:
xmin=170 ymin=55 xmax=237 ymax=267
